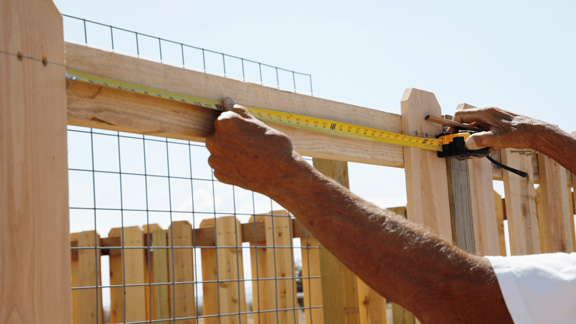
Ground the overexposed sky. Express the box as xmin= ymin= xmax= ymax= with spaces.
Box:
xmin=56 ymin=0 xmax=576 ymax=208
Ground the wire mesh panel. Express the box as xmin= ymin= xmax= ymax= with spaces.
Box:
xmin=68 ymin=127 xmax=323 ymax=324
xmin=64 ymin=14 xmax=322 ymax=323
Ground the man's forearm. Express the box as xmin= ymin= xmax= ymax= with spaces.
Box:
xmin=535 ymin=123 xmax=576 ymax=174
xmin=265 ymin=154 xmax=512 ymax=323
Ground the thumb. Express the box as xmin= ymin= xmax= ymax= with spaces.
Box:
xmin=466 ymin=131 xmax=494 ymax=150
xmin=222 ymin=97 xmax=253 ymax=118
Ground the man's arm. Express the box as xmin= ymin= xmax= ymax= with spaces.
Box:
xmin=206 ymin=99 xmax=513 ymax=324
xmin=452 ymin=106 xmax=576 ymax=174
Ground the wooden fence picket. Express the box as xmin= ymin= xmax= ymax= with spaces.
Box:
xmin=168 ymin=221 xmax=197 ymax=323
xmin=537 ymin=154 xmax=574 ymax=253
xmin=143 ymin=224 xmax=171 ymax=323
xmin=300 ymin=235 xmax=324 ymax=324
xmin=108 ymin=226 xmax=147 ymax=323
xmin=71 ymin=231 xmax=103 ymax=324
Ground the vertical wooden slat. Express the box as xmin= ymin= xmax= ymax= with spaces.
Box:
xmin=248 ymin=215 xmax=274 ymax=324
xmin=300 ymin=235 xmax=324 ymax=324
xmin=215 ymin=216 xmax=248 ymax=324
xmin=401 ymin=88 xmax=452 ymax=324
xmin=392 ymin=304 xmax=415 ymax=324
xmin=71 ymin=231 xmax=103 ymax=324
xmin=501 ymin=149 xmax=540 ymax=255
xmin=446 ymin=158 xmax=476 ymax=253
xmin=0 ymin=1 xmax=71 ymax=323
xmin=200 ymin=219 xmax=218 ymax=324
xmin=313 ymin=158 xmax=361 ymax=324
xmin=357 ymin=277 xmax=387 ymax=324
xmin=446 ymin=104 xmax=499 ymax=256
xmin=537 ymin=154 xmax=574 ymax=252
xmin=318 ymin=245 xmax=360 ymax=324
xmin=468 ymin=156 xmax=500 ymax=256
xmin=108 ymin=226 xmax=147 ymax=323
xmin=386 ymin=207 xmax=413 ymax=323
xmin=168 ymin=221 xmax=197 ymax=323
xmin=264 ymin=211 xmax=298 ymax=324
xmin=493 ymin=192 xmax=507 ymax=256
xmin=401 ymin=88 xmax=452 ymax=241
xmin=143 ymin=224 xmax=170 ymax=323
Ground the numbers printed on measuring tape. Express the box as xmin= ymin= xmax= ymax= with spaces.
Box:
xmin=66 ymin=69 xmax=443 ymax=152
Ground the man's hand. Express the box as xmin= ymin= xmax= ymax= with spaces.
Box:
xmin=451 ymin=106 xmax=549 ymax=151
xmin=205 ymin=98 xmax=303 ymax=195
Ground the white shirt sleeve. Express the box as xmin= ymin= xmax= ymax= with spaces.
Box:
xmin=485 ymin=252 xmax=576 ymax=324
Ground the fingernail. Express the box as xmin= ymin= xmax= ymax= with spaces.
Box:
xmin=466 ymin=137 xmax=477 ymax=150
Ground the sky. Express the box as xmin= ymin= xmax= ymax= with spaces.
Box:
xmin=57 ymin=0 xmax=575 ymax=310
xmin=55 ymin=0 xmax=576 ymax=208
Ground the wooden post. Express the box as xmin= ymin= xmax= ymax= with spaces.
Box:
xmin=71 ymin=231 xmax=103 ymax=324
xmin=143 ymin=224 xmax=170 ymax=324
xmin=445 ymin=104 xmax=499 ymax=256
xmin=300 ymin=235 xmax=324 ymax=324
xmin=108 ymin=226 xmax=147 ymax=323
xmin=0 ymin=1 xmax=71 ymax=323
xmin=168 ymin=221 xmax=197 ymax=323
xmin=501 ymin=149 xmax=540 ymax=255
xmin=401 ymin=89 xmax=452 ymax=324
xmin=537 ymin=154 xmax=574 ymax=252
xmin=401 ymin=89 xmax=452 ymax=242
xmin=313 ymin=158 xmax=362 ymax=324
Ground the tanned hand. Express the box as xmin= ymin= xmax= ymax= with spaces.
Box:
xmin=206 ymin=98 xmax=514 ymax=323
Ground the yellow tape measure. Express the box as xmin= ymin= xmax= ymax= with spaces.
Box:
xmin=66 ymin=69 xmax=443 ymax=152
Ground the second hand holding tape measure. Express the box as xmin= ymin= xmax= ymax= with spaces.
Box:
xmin=66 ymin=69 xmax=526 ymax=177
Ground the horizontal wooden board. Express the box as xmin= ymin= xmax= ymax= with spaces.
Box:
xmin=65 ymin=43 xmax=404 ymax=167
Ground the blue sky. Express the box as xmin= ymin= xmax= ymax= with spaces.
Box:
xmin=56 ymin=0 xmax=576 ymax=210
xmin=58 ymin=0 xmax=575 ymax=310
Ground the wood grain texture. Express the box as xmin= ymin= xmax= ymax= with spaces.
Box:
xmin=0 ymin=1 xmax=71 ymax=323
xmin=537 ymin=154 xmax=573 ymax=252
xmin=71 ymin=231 xmax=103 ymax=324
xmin=401 ymin=88 xmax=452 ymax=242
xmin=493 ymin=192 xmax=507 ymax=256
xmin=199 ymin=219 xmax=218 ymax=324
xmin=264 ymin=211 xmax=298 ymax=324
xmin=313 ymin=158 xmax=361 ymax=324
xmin=248 ymin=215 xmax=274 ymax=324
xmin=250 ymin=211 xmax=298 ymax=324
xmin=215 ymin=216 xmax=248 ymax=324
xmin=445 ymin=103 xmax=498 ymax=256
xmin=501 ymin=149 xmax=540 ymax=255
xmin=300 ymin=235 xmax=324 ymax=324
xmin=446 ymin=158 xmax=475 ymax=253
xmin=108 ymin=226 xmax=147 ymax=323
xmin=143 ymin=224 xmax=170 ymax=324
xmin=65 ymin=43 xmax=404 ymax=167
xmin=357 ymin=277 xmax=388 ymax=324
xmin=167 ymin=221 xmax=197 ymax=323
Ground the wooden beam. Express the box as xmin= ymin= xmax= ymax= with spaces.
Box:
xmin=65 ymin=43 xmax=403 ymax=167
xmin=0 ymin=1 xmax=71 ymax=323
xmin=401 ymin=88 xmax=452 ymax=242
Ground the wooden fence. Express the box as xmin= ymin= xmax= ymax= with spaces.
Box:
xmin=71 ymin=213 xmax=323 ymax=324
xmin=2 ymin=1 xmax=576 ymax=323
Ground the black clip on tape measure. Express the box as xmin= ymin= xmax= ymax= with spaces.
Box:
xmin=437 ymin=131 xmax=490 ymax=160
